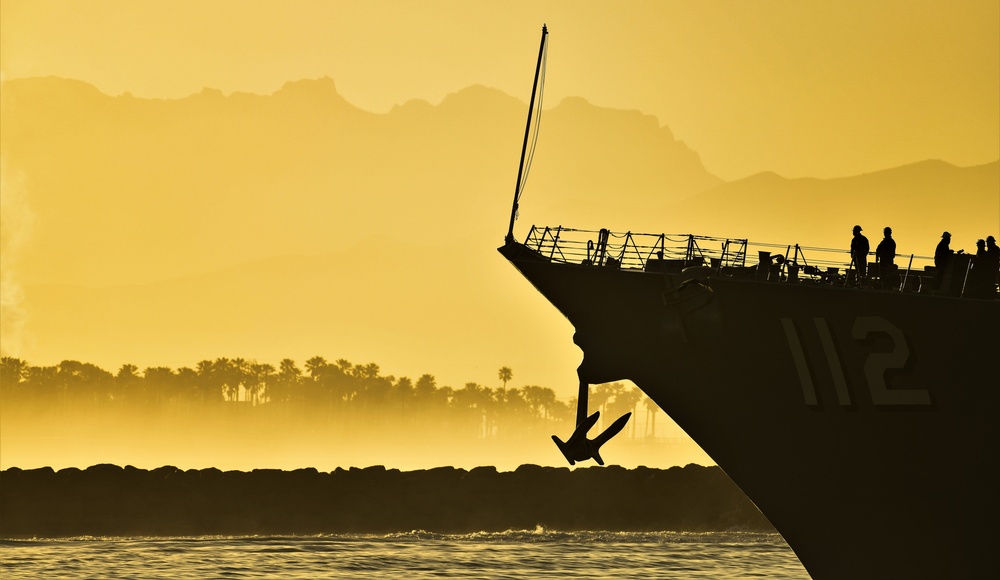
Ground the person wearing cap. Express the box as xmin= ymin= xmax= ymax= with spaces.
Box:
xmin=875 ymin=226 xmax=896 ymax=290
xmin=968 ymin=239 xmax=989 ymax=298
xmin=974 ymin=238 xmax=987 ymax=261
xmin=935 ymin=232 xmax=954 ymax=268
xmin=934 ymin=231 xmax=955 ymax=293
xmin=985 ymin=235 xmax=999 ymax=295
xmin=850 ymin=225 xmax=870 ymax=286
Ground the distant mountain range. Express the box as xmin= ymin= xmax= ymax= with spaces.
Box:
xmin=657 ymin=159 xmax=999 ymax=253
xmin=1 ymin=76 xmax=720 ymax=287
xmin=4 ymin=77 xmax=996 ymax=287
xmin=530 ymin=158 xmax=998 ymax=250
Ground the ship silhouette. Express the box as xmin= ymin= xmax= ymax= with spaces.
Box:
xmin=499 ymin=26 xmax=999 ymax=579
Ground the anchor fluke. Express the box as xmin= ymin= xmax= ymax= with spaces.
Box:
xmin=552 ymin=411 xmax=631 ymax=466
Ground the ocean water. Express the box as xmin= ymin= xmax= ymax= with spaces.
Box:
xmin=0 ymin=530 xmax=809 ymax=579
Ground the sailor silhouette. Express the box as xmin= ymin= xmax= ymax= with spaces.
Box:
xmin=934 ymin=231 xmax=955 ymax=292
xmin=971 ymin=236 xmax=1000 ymax=298
xmin=850 ymin=225 xmax=869 ymax=286
xmin=986 ymin=236 xmax=1000 ymax=267
xmin=987 ymin=236 xmax=1000 ymax=295
xmin=875 ymin=226 xmax=896 ymax=290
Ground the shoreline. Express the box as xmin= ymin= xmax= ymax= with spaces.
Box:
xmin=0 ymin=463 xmax=773 ymax=538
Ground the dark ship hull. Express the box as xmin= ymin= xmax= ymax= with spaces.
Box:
xmin=500 ymin=239 xmax=998 ymax=579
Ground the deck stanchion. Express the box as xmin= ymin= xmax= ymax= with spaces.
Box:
xmin=901 ymin=254 xmax=914 ymax=292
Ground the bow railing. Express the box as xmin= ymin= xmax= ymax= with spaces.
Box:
xmin=523 ymin=225 xmax=949 ymax=293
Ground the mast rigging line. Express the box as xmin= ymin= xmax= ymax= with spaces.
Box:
xmin=516 ymin=39 xmax=548 ymax=205
xmin=506 ymin=24 xmax=549 ymax=244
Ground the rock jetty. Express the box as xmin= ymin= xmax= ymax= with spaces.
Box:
xmin=0 ymin=463 xmax=773 ymax=538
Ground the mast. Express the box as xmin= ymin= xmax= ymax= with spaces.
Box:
xmin=505 ymin=24 xmax=548 ymax=245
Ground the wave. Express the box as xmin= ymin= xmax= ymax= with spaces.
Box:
xmin=2 ymin=529 xmax=787 ymax=546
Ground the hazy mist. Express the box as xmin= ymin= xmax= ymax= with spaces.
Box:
xmin=0 ymin=356 xmax=709 ymax=471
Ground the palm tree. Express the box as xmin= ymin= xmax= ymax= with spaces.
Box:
xmin=115 ymin=364 xmax=139 ymax=380
xmin=358 ymin=362 xmax=380 ymax=379
xmin=211 ymin=358 xmax=235 ymax=402
xmin=410 ymin=374 xmax=435 ymax=415
xmin=175 ymin=367 xmax=198 ymax=403
xmin=549 ymin=398 xmax=574 ymax=425
xmin=608 ymin=384 xmax=641 ymax=439
xmin=57 ymin=360 xmax=85 ymax=403
xmin=415 ymin=374 xmax=436 ymax=397
xmin=56 ymin=360 xmax=104 ymax=405
xmin=433 ymin=385 xmax=453 ymax=419
xmin=526 ymin=385 xmax=558 ymax=421
xmin=498 ymin=366 xmax=513 ymax=391
xmin=115 ymin=364 xmax=140 ymax=404
xmin=195 ymin=360 xmax=222 ymax=403
xmin=335 ymin=359 xmax=352 ymax=375
xmin=231 ymin=358 xmax=251 ymax=402
xmin=278 ymin=358 xmax=301 ymax=378
xmin=502 ymin=387 xmax=530 ymax=432
xmin=247 ymin=362 xmax=275 ymax=405
xmin=642 ymin=395 xmax=659 ymax=438
xmin=589 ymin=383 xmax=613 ymax=428
xmin=393 ymin=376 xmax=415 ymax=419
xmin=25 ymin=365 xmax=59 ymax=399
xmin=143 ymin=366 xmax=176 ymax=406
xmin=522 ymin=385 xmax=557 ymax=423
xmin=305 ymin=356 xmax=327 ymax=381
xmin=274 ymin=358 xmax=302 ymax=403
xmin=454 ymin=382 xmax=491 ymax=437
xmin=0 ymin=357 xmax=28 ymax=397
xmin=357 ymin=372 xmax=391 ymax=414
xmin=301 ymin=356 xmax=329 ymax=409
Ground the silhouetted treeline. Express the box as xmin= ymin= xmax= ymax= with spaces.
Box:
xmin=0 ymin=463 xmax=774 ymax=537
xmin=0 ymin=356 xmax=655 ymax=440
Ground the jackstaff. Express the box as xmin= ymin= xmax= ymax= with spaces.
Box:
xmin=506 ymin=24 xmax=548 ymax=245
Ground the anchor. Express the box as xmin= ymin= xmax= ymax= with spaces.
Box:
xmin=552 ymin=380 xmax=631 ymax=466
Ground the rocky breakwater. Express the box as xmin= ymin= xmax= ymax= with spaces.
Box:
xmin=0 ymin=464 xmax=773 ymax=537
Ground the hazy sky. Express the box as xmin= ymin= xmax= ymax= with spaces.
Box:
xmin=2 ymin=0 xmax=997 ymax=180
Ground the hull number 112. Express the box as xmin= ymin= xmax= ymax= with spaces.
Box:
xmin=780 ymin=316 xmax=931 ymax=407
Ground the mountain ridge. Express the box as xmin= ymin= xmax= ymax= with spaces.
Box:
xmin=653 ymin=158 xmax=998 ymax=251
xmin=0 ymin=75 xmax=721 ymax=287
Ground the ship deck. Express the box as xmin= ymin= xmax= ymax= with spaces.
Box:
xmin=520 ymin=225 xmax=994 ymax=299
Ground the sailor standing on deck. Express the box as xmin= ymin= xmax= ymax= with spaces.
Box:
xmin=850 ymin=225 xmax=870 ymax=286
xmin=969 ymin=238 xmax=990 ymax=298
xmin=875 ymin=227 xmax=896 ymax=290
xmin=934 ymin=231 xmax=955 ymax=292
xmin=985 ymin=235 xmax=1000 ymax=295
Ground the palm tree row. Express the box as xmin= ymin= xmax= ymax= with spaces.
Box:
xmin=0 ymin=356 xmax=655 ymax=439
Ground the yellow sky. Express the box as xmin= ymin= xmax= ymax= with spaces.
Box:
xmin=2 ymin=0 xmax=997 ymax=180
